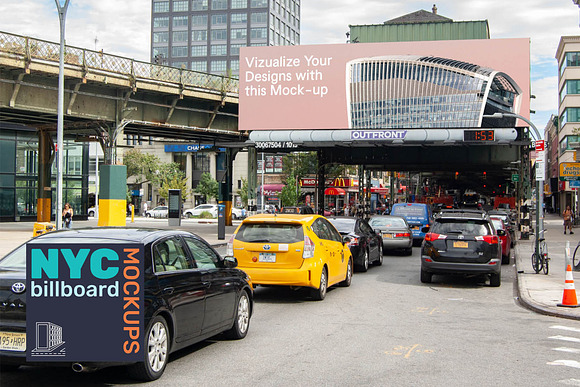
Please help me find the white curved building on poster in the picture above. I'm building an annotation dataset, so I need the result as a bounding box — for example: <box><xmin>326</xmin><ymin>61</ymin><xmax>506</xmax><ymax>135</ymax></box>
<box><xmin>346</xmin><ymin>56</ymin><xmax>522</xmax><ymax>129</ymax></box>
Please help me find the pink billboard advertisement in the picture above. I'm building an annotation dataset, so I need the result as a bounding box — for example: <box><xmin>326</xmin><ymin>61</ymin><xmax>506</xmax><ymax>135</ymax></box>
<box><xmin>239</xmin><ymin>39</ymin><xmax>530</xmax><ymax>131</ymax></box>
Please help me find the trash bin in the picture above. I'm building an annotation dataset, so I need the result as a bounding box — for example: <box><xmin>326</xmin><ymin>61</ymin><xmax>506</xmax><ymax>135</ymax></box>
<box><xmin>33</xmin><ymin>222</ymin><xmax>56</xmax><ymax>238</ymax></box>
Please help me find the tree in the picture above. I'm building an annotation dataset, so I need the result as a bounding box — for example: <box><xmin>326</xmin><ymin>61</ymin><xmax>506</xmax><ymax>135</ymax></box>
<box><xmin>237</xmin><ymin>177</ymin><xmax>249</xmax><ymax>208</ymax></box>
<box><xmin>278</xmin><ymin>171</ymin><xmax>299</xmax><ymax>207</ymax></box>
<box><xmin>123</xmin><ymin>149</ymin><xmax>161</xmax><ymax>184</ymax></box>
<box><xmin>195</xmin><ymin>172</ymin><xmax>219</xmax><ymax>202</ymax></box>
<box><xmin>156</xmin><ymin>162</ymin><xmax>189</xmax><ymax>201</ymax></box>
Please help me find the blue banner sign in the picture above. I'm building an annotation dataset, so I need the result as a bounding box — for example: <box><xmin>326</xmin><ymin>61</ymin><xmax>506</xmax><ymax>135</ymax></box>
<box><xmin>350</xmin><ymin>130</ymin><xmax>407</xmax><ymax>140</ymax></box>
<box><xmin>26</xmin><ymin>244</ymin><xmax>144</xmax><ymax>362</ymax></box>
<box><xmin>164</xmin><ymin>144</ymin><xmax>226</xmax><ymax>152</ymax></box>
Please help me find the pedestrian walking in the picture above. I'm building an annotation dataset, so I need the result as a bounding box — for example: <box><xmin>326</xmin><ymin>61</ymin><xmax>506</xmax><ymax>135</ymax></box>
<box><xmin>62</xmin><ymin>203</ymin><xmax>73</xmax><ymax>229</ymax></box>
<box><xmin>563</xmin><ymin>205</ymin><xmax>574</xmax><ymax>234</ymax></box>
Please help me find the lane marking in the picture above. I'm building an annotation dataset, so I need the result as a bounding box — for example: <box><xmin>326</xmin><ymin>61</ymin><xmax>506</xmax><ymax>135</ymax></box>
<box><xmin>548</xmin><ymin>360</ymin><xmax>580</xmax><ymax>369</ymax></box>
<box><xmin>558</xmin><ymin>378</ymin><xmax>580</xmax><ymax>386</ymax></box>
<box><xmin>551</xmin><ymin>325</ymin><xmax>580</xmax><ymax>333</ymax></box>
<box><xmin>549</xmin><ymin>335</ymin><xmax>580</xmax><ymax>343</ymax></box>
<box><xmin>553</xmin><ymin>347</ymin><xmax>580</xmax><ymax>354</ymax></box>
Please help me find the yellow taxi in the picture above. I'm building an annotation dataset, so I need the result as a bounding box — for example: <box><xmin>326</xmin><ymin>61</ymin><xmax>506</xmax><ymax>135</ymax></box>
<box><xmin>227</xmin><ymin>214</ymin><xmax>353</xmax><ymax>300</ymax></box>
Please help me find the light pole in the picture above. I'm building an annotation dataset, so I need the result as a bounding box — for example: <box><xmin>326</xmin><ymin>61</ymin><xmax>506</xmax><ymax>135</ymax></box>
<box><xmin>483</xmin><ymin>112</ymin><xmax>543</xmax><ymax>261</ymax></box>
<box><xmin>55</xmin><ymin>0</ymin><xmax>70</xmax><ymax>230</ymax></box>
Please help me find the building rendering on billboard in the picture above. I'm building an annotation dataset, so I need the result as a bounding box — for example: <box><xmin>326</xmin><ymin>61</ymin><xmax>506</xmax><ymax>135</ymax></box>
<box><xmin>239</xmin><ymin>38</ymin><xmax>530</xmax><ymax>135</ymax></box>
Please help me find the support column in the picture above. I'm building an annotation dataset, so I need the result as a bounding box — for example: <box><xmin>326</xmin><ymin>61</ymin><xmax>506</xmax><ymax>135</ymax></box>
<box><xmin>317</xmin><ymin>151</ymin><xmax>326</xmax><ymax>215</ymax></box>
<box><xmin>219</xmin><ymin>148</ymin><xmax>235</xmax><ymax>226</ymax></box>
<box><xmin>98</xmin><ymin>164</ymin><xmax>127</xmax><ymax>226</ymax></box>
<box><xmin>247</xmin><ymin>147</ymin><xmax>257</xmax><ymax>214</ymax></box>
<box><xmin>37</xmin><ymin>128</ymin><xmax>54</xmax><ymax>222</ymax></box>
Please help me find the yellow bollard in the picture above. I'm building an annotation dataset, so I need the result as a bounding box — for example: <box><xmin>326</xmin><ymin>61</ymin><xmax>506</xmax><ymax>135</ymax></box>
<box><xmin>131</xmin><ymin>204</ymin><xmax>135</xmax><ymax>223</ymax></box>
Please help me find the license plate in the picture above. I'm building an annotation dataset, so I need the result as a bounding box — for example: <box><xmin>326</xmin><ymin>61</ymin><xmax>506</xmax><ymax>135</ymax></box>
<box><xmin>383</xmin><ymin>233</ymin><xmax>393</xmax><ymax>239</ymax></box>
<box><xmin>259</xmin><ymin>253</ymin><xmax>276</xmax><ymax>263</ymax></box>
<box><xmin>0</xmin><ymin>331</ymin><xmax>26</xmax><ymax>352</ymax></box>
<box><xmin>453</xmin><ymin>241</ymin><xmax>469</xmax><ymax>248</ymax></box>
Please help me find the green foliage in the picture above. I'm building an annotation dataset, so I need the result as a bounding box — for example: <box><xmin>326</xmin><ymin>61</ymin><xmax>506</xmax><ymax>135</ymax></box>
<box><xmin>282</xmin><ymin>152</ymin><xmax>358</xmax><ymax>182</ymax></box>
<box><xmin>278</xmin><ymin>171</ymin><xmax>299</xmax><ymax>207</ymax></box>
<box><xmin>123</xmin><ymin>149</ymin><xmax>161</xmax><ymax>184</ymax></box>
<box><xmin>195</xmin><ymin>172</ymin><xmax>219</xmax><ymax>202</ymax></box>
<box><xmin>154</xmin><ymin>162</ymin><xmax>189</xmax><ymax>201</ymax></box>
<box><xmin>237</xmin><ymin>177</ymin><xmax>249</xmax><ymax>208</ymax></box>
<box><xmin>199</xmin><ymin>211</ymin><xmax>214</xmax><ymax>219</ymax></box>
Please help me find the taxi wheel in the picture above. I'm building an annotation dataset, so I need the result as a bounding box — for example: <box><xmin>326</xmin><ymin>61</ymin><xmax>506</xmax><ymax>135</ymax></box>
<box><xmin>339</xmin><ymin>258</ymin><xmax>353</xmax><ymax>287</ymax></box>
<box><xmin>128</xmin><ymin>315</ymin><xmax>169</xmax><ymax>381</ymax></box>
<box><xmin>225</xmin><ymin>290</ymin><xmax>251</xmax><ymax>339</ymax></box>
<box><xmin>310</xmin><ymin>267</ymin><xmax>328</xmax><ymax>301</ymax></box>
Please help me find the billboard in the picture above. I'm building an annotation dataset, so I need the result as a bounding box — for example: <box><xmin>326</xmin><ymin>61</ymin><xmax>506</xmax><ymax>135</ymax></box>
<box><xmin>240</xmin><ymin>38</ymin><xmax>530</xmax><ymax>131</ymax></box>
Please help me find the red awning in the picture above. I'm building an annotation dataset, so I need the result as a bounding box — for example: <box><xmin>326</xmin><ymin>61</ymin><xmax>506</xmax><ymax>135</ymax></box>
<box><xmin>325</xmin><ymin>187</ymin><xmax>346</xmax><ymax>196</ymax></box>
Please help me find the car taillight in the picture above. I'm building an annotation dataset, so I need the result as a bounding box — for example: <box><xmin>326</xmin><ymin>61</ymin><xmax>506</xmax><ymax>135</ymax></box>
<box><xmin>395</xmin><ymin>232</ymin><xmax>411</xmax><ymax>238</ymax></box>
<box><xmin>424</xmin><ymin>233</ymin><xmax>446</xmax><ymax>242</ymax></box>
<box><xmin>347</xmin><ymin>236</ymin><xmax>360</xmax><ymax>247</ymax></box>
<box><xmin>303</xmin><ymin>235</ymin><xmax>315</xmax><ymax>259</ymax></box>
<box><xmin>475</xmin><ymin>235</ymin><xmax>499</xmax><ymax>244</ymax></box>
<box><xmin>226</xmin><ymin>233</ymin><xmax>236</xmax><ymax>256</ymax></box>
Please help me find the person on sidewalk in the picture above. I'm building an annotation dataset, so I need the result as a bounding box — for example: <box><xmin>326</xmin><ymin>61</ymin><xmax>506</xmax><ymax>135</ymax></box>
<box><xmin>563</xmin><ymin>205</ymin><xmax>574</xmax><ymax>234</ymax></box>
<box><xmin>62</xmin><ymin>203</ymin><xmax>73</xmax><ymax>229</ymax></box>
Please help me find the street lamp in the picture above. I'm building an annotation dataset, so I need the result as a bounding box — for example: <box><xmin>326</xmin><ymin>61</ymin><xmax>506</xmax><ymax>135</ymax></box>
<box><xmin>483</xmin><ymin>112</ymin><xmax>543</xmax><ymax>261</ymax></box>
<box><xmin>55</xmin><ymin>0</ymin><xmax>70</xmax><ymax>230</ymax></box>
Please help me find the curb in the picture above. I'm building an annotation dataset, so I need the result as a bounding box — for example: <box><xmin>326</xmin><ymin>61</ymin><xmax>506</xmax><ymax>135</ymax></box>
<box><xmin>514</xmin><ymin>242</ymin><xmax>580</xmax><ymax>321</ymax></box>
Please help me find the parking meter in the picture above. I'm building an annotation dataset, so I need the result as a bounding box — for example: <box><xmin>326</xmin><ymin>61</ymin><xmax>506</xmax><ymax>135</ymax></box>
<box><xmin>218</xmin><ymin>204</ymin><xmax>225</xmax><ymax>240</ymax></box>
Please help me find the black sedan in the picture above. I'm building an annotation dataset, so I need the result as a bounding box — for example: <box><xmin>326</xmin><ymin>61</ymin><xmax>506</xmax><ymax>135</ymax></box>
<box><xmin>0</xmin><ymin>228</ymin><xmax>253</xmax><ymax>381</ymax></box>
<box><xmin>327</xmin><ymin>217</ymin><xmax>382</xmax><ymax>272</ymax></box>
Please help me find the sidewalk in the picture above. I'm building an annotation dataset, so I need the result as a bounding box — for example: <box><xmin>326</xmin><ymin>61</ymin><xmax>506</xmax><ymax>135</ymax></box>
<box><xmin>515</xmin><ymin>212</ymin><xmax>580</xmax><ymax>320</ymax></box>
<box><xmin>1</xmin><ymin>214</ymin><xmax>580</xmax><ymax>320</ymax></box>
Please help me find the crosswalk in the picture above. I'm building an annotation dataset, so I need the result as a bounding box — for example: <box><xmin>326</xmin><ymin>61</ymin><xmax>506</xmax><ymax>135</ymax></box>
<box><xmin>548</xmin><ymin>325</ymin><xmax>580</xmax><ymax>385</ymax></box>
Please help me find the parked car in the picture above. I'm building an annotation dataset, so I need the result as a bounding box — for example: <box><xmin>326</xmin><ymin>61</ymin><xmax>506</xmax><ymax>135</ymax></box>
<box><xmin>0</xmin><ymin>228</ymin><xmax>253</xmax><ymax>381</ymax></box>
<box><xmin>87</xmin><ymin>206</ymin><xmax>97</xmax><ymax>217</ymax></box>
<box><xmin>490</xmin><ymin>217</ymin><xmax>512</xmax><ymax>265</ymax></box>
<box><xmin>327</xmin><ymin>216</ymin><xmax>383</xmax><ymax>271</ymax></box>
<box><xmin>182</xmin><ymin>204</ymin><xmax>216</xmax><ymax>218</ymax></box>
<box><xmin>487</xmin><ymin>210</ymin><xmax>516</xmax><ymax>246</ymax></box>
<box><xmin>280</xmin><ymin>206</ymin><xmax>315</xmax><ymax>214</ymax></box>
<box><xmin>368</xmin><ymin>215</ymin><xmax>413</xmax><ymax>255</ymax></box>
<box><xmin>420</xmin><ymin>209</ymin><xmax>502</xmax><ymax>286</ymax></box>
<box><xmin>228</xmin><ymin>214</ymin><xmax>353</xmax><ymax>300</ymax></box>
<box><xmin>145</xmin><ymin>206</ymin><xmax>168</xmax><ymax>218</ymax></box>
<box><xmin>390</xmin><ymin>203</ymin><xmax>433</xmax><ymax>244</ymax></box>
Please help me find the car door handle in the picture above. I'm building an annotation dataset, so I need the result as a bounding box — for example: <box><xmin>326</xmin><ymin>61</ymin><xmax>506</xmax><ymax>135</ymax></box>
<box><xmin>203</xmin><ymin>281</ymin><xmax>211</xmax><ymax>288</ymax></box>
<box><xmin>163</xmin><ymin>287</ymin><xmax>174</xmax><ymax>295</ymax></box>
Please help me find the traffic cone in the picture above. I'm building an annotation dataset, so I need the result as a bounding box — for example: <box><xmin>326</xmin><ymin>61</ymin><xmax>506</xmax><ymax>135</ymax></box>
<box><xmin>558</xmin><ymin>264</ymin><xmax>580</xmax><ymax>308</ymax></box>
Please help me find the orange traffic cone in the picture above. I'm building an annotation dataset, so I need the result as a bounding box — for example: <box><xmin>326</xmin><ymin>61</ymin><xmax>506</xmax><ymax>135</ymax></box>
<box><xmin>558</xmin><ymin>264</ymin><xmax>579</xmax><ymax>308</ymax></box>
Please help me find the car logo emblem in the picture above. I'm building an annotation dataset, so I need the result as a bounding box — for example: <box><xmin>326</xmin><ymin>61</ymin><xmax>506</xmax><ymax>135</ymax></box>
<box><xmin>12</xmin><ymin>282</ymin><xmax>25</xmax><ymax>294</ymax></box>
<box><xmin>263</xmin><ymin>245</ymin><xmax>271</xmax><ymax>250</ymax></box>
<box><xmin>458</xmin><ymin>235</ymin><xmax>464</xmax><ymax>239</ymax></box>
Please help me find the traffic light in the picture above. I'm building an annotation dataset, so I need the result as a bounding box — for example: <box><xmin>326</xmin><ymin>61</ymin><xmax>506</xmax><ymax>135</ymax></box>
<box><xmin>455</xmin><ymin>171</ymin><xmax>459</xmax><ymax>180</ymax></box>
<box><xmin>483</xmin><ymin>171</ymin><xmax>486</xmax><ymax>180</ymax></box>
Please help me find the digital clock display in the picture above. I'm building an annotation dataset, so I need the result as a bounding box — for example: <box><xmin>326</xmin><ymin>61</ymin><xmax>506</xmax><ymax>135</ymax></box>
<box><xmin>464</xmin><ymin>130</ymin><xmax>495</xmax><ymax>142</ymax></box>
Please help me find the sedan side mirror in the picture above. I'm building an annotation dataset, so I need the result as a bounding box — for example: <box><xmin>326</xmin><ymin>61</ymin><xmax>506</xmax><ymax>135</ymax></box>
<box><xmin>223</xmin><ymin>256</ymin><xmax>238</xmax><ymax>268</ymax></box>
<box><xmin>496</xmin><ymin>229</ymin><xmax>506</xmax><ymax>236</ymax></box>
<box><xmin>342</xmin><ymin>236</ymin><xmax>351</xmax><ymax>245</ymax></box>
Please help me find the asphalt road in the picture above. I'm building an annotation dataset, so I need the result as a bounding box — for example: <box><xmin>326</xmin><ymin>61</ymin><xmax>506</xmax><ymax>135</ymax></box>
<box><xmin>2</xmin><ymin>245</ymin><xmax>580</xmax><ymax>386</ymax></box>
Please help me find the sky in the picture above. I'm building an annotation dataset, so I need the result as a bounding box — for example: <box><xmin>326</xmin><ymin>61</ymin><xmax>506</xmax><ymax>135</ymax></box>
<box><xmin>0</xmin><ymin>0</ymin><xmax>579</xmax><ymax>134</ymax></box>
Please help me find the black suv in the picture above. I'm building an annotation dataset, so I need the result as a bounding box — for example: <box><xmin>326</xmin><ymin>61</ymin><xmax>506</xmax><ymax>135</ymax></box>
<box><xmin>420</xmin><ymin>209</ymin><xmax>503</xmax><ymax>286</ymax></box>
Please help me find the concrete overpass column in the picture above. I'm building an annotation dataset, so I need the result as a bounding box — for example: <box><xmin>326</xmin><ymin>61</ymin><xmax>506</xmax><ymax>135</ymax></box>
<box><xmin>218</xmin><ymin>148</ymin><xmax>234</xmax><ymax>226</ymax></box>
<box><xmin>98</xmin><ymin>164</ymin><xmax>127</xmax><ymax>226</ymax></box>
<box><xmin>37</xmin><ymin>128</ymin><xmax>54</xmax><ymax>222</ymax></box>
<box><xmin>247</xmin><ymin>147</ymin><xmax>257</xmax><ymax>214</ymax></box>
<box><xmin>317</xmin><ymin>151</ymin><xmax>326</xmax><ymax>216</ymax></box>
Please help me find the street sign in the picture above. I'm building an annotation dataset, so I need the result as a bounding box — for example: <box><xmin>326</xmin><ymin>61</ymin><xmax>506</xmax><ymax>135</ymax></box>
<box><xmin>559</xmin><ymin>162</ymin><xmax>580</xmax><ymax>181</ymax></box>
<box><xmin>535</xmin><ymin>140</ymin><xmax>545</xmax><ymax>181</ymax></box>
<box><xmin>511</xmin><ymin>174</ymin><xmax>520</xmax><ymax>182</ymax></box>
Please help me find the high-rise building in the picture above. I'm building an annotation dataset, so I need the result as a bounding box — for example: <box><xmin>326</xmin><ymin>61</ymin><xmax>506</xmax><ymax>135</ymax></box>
<box><xmin>151</xmin><ymin>0</ymin><xmax>301</xmax><ymax>77</ymax></box>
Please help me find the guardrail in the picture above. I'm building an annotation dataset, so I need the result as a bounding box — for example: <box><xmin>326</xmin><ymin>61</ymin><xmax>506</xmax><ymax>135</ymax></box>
<box><xmin>0</xmin><ymin>31</ymin><xmax>239</xmax><ymax>96</ymax></box>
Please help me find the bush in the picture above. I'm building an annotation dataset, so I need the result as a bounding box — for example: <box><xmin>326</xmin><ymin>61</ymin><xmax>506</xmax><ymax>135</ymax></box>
<box><xmin>199</xmin><ymin>211</ymin><xmax>214</xmax><ymax>219</ymax></box>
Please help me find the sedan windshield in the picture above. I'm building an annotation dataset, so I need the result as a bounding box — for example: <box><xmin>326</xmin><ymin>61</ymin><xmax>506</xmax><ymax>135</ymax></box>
<box><xmin>328</xmin><ymin>219</ymin><xmax>355</xmax><ymax>233</ymax></box>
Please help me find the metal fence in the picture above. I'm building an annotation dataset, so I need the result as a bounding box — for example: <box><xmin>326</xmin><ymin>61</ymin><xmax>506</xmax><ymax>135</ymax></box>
<box><xmin>0</xmin><ymin>31</ymin><xmax>239</xmax><ymax>95</ymax></box>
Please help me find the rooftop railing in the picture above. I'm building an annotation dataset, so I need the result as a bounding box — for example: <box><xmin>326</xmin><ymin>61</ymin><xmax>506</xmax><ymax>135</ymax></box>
<box><xmin>0</xmin><ymin>31</ymin><xmax>239</xmax><ymax>96</ymax></box>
